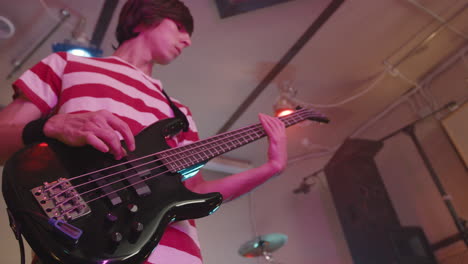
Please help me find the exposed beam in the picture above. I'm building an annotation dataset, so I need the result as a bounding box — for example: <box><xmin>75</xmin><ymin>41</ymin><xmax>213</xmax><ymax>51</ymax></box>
<box><xmin>91</xmin><ymin>0</ymin><xmax>119</xmax><ymax>48</ymax></box>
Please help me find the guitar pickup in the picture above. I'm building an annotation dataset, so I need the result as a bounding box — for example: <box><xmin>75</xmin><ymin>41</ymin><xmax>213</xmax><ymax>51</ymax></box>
<box><xmin>124</xmin><ymin>157</ymin><xmax>152</xmax><ymax>197</ymax></box>
<box><xmin>90</xmin><ymin>173</ymin><xmax>122</xmax><ymax>206</ymax></box>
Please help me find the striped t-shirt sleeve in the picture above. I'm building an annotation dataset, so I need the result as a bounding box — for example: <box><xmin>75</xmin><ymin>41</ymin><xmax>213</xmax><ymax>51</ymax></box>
<box><xmin>12</xmin><ymin>52</ymin><xmax>67</xmax><ymax>115</ymax></box>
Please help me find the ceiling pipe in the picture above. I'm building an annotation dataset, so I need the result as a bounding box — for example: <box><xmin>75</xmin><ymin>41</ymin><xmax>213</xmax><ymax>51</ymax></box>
<box><xmin>285</xmin><ymin>2</ymin><xmax>468</xmax><ymax>167</ymax></box>
<box><xmin>389</xmin><ymin>1</ymin><xmax>468</xmax><ymax>68</ymax></box>
<box><xmin>405</xmin><ymin>0</ymin><xmax>468</xmax><ymax>40</ymax></box>
<box><xmin>289</xmin><ymin>2</ymin><xmax>468</xmax><ymax>111</ymax></box>
<box><xmin>217</xmin><ymin>0</ymin><xmax>468</xmax><ymax>135</ymax></box>
<box><xmin>350</xmin><ymin>42</ymin><xmax>468</xmax><ymax>139</ymax></box>
<box><xmin>290</xmin><ymin>41</ymin><xmax>468</xmax><ymax>164</ymax></box>
<box><xmin>6</xmin><ymin>9</ymin><xmax>71</xmax><ymax>80</ymax></box>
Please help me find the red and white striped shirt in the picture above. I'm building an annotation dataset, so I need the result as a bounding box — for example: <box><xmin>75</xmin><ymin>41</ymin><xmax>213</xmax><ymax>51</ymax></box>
<box><xmin>14</xmin><ymin>52</ymin><xmax>203</xmax><ymax>264</ymax></box>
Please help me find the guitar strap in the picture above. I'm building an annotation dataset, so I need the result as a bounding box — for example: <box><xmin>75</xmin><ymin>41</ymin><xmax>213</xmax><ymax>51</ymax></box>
<box><xmin>160</xmin><ymin>89</ymin><xmax>189</xmax><ymax>132</ymax></box>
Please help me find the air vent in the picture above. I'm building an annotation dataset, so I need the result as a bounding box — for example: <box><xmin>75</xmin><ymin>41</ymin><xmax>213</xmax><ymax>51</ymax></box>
<box><xmin>0</xmin><ymin>16</ymin><xmax>15</xmax><ymax>39</ymax></box>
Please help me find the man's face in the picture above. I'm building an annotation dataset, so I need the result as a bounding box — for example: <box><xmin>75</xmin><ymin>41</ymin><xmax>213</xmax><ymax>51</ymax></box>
<box><xmin>140</xmin><ymin>18</ymin><xmax>192</xmax><ymax>65</ymax></box>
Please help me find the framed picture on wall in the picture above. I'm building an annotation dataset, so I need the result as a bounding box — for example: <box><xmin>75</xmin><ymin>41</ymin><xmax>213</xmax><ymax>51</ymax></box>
<box><xmin>442</xmin><ymin>102</ymin><xmax>468</xmax><ymax>167</ymax></box>
<box><xmin>215</xmin><ymin>0</ymin><xmax>295</xmax><ymax>18</ymax></box>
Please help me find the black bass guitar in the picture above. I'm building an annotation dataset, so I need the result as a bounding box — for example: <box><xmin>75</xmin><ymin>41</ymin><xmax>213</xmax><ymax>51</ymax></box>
<box><xmin>2</xmin><ymin>108</ymin><xmax>328</xmax><ymax>264</ymax></box>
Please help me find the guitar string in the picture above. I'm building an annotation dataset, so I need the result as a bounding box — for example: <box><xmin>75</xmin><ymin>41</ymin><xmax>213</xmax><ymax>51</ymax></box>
<box><xmin>49</xmin><ymin>121</ymin><xmax>266</xmax><ymax>202</ymax></box>
<box><xmin>46</xmin><ymin>110</ymin><xmax>313</xmax><ymax>212</ymax></box>
<box><xmin>51</xmin><ymin>112</ymin><xmax>319</xmax><ymax>217</ymax></box>
<box><xmin>47</xmin><ymin>111</ymin><xmax>315</xmax><ymax>213</ymax></box>
<box><xmin>57</xmin><ymin>125</ymin><xmax>271</xmax><ymax>214</ymax></box>
<box><xmin>45</xmin><ymin>111</ymin><xmax>318</xmax><ymax>214</ymax></box>
<box><xmin>61</xmin><ymin>115</ymin><xmax>308</xmax><ymax>215</ymax></box>
<box><xmin>49</xmin><ymin>111</ymin><xmax>307</xmax><ymax>208</ymax></box>
<box><xmin>46</xmin><ymin>108</ymin><xmax>314</xmax><ymax>196</ymax></box>
<box><xmin>51</xmin><ymin>120</ymin><xmax>284</xmax><ymax>216</ymax></box>
<box><xmin>50</xmin><ymin>122</ymin><xmax>267</xmax><ymax>207</ymax></box>
<box><xmin>46</xmin><ymin>116</ymin><xmax>284</xmax><ymax>196</ymax></box>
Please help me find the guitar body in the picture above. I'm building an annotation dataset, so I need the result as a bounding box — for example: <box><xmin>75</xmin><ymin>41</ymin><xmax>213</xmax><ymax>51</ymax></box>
<box><xmin>2</xmin><ymin>118</ymin><xmax>223</xmax><ymax>264</ymax></box>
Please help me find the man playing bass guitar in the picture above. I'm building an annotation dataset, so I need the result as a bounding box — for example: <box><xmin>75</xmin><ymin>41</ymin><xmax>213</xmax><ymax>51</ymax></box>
<box><xmin>0</xmin><ymin>0</ymin><xmax>287</xmax><ymax>263</ymax></box>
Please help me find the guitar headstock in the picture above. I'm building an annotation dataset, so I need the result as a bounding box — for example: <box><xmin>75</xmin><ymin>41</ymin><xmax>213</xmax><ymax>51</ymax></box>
<box><xmin>296</xmin><ymin>107</ymin><xmax>330</xmax><ymax>124</ymax></box>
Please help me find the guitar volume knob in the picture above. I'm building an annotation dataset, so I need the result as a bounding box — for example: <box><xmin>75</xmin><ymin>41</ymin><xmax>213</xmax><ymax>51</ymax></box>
<box><xmin>132</xmin><ymin>222</ymin><xmax>144</xmax><ymax>233</ymax></box>
<box><xmin>128</xmin><ymin>221</ymin><xmax>144</xmax><ymax>243</ymax></box>
<box><xmin>127</xmin><ymin>204</ymin><xmax>138</xmax><ymax>214</ymax></box>
<box><xmin>111</xmin><ymin>232</ymin><xmax>123</xmax><ymax>243</ymax></box>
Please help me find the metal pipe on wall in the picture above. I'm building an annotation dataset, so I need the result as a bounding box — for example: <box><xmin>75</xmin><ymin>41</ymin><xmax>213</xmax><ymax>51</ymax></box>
<box><xmin>388</xmin><ymin>1</ymin><xmax>468</xmax><ymax>68</ymax></box>
<box><xmin>405</xmin><ymin>0</ymin><xmax>468</xmax><ymax>40</ymax></box>
<box><xmin>6</xmin><ymin>10</ymin><xmax>70</xmax><ymax>80</ymax></box>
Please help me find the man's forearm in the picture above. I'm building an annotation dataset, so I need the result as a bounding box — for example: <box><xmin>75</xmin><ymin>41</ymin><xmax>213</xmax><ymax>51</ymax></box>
<box><xmin>0</xmin><ymin>97</ymin><xmax>44</xmax><ymax>164</ymax></box>
<box><xmin>190</xmin><ymin>161</ymin><xmax>282</xmax><ymax>202</ymax></box>
<box><xmin>0</xmin><ymin>123</ymin><xmax>26</xmax><ymax>165</ymax></box>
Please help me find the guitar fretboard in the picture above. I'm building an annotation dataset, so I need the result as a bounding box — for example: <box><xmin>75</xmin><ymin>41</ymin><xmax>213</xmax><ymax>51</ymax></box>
<box><xmin>157</xmin><ymin>108</ymin><xmax>329</xmax><ymax>173</ymax></box>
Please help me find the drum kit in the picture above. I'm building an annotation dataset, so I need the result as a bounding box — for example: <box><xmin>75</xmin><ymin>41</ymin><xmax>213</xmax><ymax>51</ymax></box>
<box><xmin>238</xmin><ymin>233</ymin><xmax>288</xmax><ymax>263</ymax></box>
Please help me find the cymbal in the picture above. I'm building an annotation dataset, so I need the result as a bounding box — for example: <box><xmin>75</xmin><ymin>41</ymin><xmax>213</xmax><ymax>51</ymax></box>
<box><xmin>238</xmin><ymin>233</ymin><xmax>288</xmax><ymax>257</ymax></box>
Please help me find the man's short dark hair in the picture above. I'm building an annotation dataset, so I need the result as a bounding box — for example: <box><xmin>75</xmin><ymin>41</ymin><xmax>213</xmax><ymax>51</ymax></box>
<box><xmin>116</xmin><ymin>0</ymin><xmax>194</xmax><ymax>47</ymax></box>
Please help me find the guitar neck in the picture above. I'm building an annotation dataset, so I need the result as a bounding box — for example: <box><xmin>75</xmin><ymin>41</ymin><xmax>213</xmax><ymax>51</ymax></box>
<box><xmin>157</xmin><ymin>108</ymin><xmax>329</xmax><ymax>173</ymax></box>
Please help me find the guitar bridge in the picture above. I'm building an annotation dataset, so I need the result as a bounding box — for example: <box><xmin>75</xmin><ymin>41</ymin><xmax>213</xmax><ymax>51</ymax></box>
<box><xmin>31</xmin><ymin>178</ymin><xmax>91</xmax><ymax>222</ymax></box>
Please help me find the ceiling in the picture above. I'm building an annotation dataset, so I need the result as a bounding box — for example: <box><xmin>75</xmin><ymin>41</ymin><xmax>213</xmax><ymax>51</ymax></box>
<box><xmin>1</xmin><ymin>0</ymin><xmax>468</xmax><ymax>171</ymax></box>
